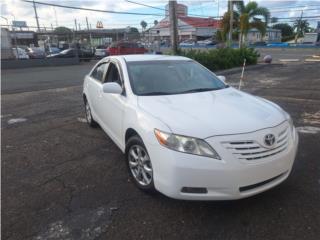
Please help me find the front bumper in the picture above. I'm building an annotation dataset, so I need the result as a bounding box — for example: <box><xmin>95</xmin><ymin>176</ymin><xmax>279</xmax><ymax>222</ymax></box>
<box><xmin>147</xmin><ymin>126</ymin><xmax>299</xmax><ymax>200</ymax></box>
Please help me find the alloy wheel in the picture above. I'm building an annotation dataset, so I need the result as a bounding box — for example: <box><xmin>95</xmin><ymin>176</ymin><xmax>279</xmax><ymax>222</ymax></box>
<box><xmin>128</xmin><ymin>145</ymin><xmax>153</xmax><ymax>186</ymax></box>
<box><xmin>85</xmin><ymin>102</ymin><xmax>92</xmax><ymax>123</ymax></box>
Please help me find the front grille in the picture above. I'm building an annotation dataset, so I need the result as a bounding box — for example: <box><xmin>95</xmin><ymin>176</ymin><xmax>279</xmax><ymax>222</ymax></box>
<box><xmin>222</xmin><ymin>127</ymin><xmax>289</xmax><ymax>161</ymax></box>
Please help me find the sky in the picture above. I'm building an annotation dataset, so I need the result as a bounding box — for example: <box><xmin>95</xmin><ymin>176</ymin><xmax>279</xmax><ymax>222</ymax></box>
<box><xmin>1</xmin><ymin>0</ymin><xmax>320</xmax><ymax>31</ymax></box>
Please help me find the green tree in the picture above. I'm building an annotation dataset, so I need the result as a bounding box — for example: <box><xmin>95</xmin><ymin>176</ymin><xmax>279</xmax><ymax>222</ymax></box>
<box><xmin>127</xmin><ymin>27</ymin><xmax>140</xmax><ymax>40</ymax></box>
<box><xmin>53</xmin><ymin>26</ymin><xmax>72</xmax><ymax>35</ymax></box>
<box><xmin>154</xmin><ymin>20</ymin><xmax>158</xmax><ymax>26</ymax></box>
<box><xmin>140</xmin><ymin>20</ymin><xmax>147</xmax><ymax>38</ymax></box>
<box><xmin>221</xmin><ymin>10</ymin><xmax>239</xmax><ymax>42</ymax></box>
<box><xmin>270</xmin><ymin>17</ymin><xmax>278</xmax><ymax>24</ymax></box>
<box><xmin>234</xmin><ymin>1</ymin><xmax>270</xmax><ymax>47</ymax></box>
<box><xmin>272</xmin><ymin>23</ymin><xmax>294</xmax><ymax>41</ymax></box>
<box><xmin>293</xmin><ymin>19</ymin><xmax>310</xmax><ymax>43</ymax></box>
<box><xmin>53</xmin><ymin>26</ymin><xmax>72</xmax><ymax>41</ymax></box>
<box><xmin>293</xmin><ymin>19</ymin><xmax>310</xmax><ymax>36</ymax></box>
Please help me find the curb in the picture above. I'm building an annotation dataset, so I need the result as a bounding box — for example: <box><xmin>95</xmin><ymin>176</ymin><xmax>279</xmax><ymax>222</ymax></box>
<box><xmin>216</xmin><ymin>63</ymin><xmax>282</xmax><ymax>75</ymax></box>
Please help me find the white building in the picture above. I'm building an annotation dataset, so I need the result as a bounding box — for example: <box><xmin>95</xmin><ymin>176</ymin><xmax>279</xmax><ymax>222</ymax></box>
<box><xmin>149</xmin><ymin>3</ymin><xmax>221</xmax><ymax>41</ymax></box>
<box><xmin>247</xmin><ymin>28</ymin><xmax>282</xmax><ymax>43</ymax></box>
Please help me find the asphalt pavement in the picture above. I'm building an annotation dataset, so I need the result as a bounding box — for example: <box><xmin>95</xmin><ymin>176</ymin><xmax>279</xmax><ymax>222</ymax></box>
<box><xmin>2</xmin><ymin>60</ymin><xmax>320</xmax><ymax>240</ymax></box>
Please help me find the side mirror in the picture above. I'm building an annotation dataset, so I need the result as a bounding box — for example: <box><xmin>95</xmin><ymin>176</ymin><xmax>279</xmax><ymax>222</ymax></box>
<box><xmin>102</xmin><ymin>82</ymin><xmax>122</xmax><ymax>94</ymax></box>
<box><xmin>217</xmin><ymin>75</ymin><xmax>226</xmax><ymax>83</ymax></box>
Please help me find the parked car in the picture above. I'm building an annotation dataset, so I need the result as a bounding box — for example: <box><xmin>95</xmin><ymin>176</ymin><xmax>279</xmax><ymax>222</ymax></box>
<box><xmin>94</xmin><ymin>45</ymin><xmax>108</xmax><ymax>59</ymax></box>
<box><xmin>26</xmin><ymin>47</ymin><xmax>46</xmax><ymax>59</ymax></box>
<box><xmin>46</xmin><ymin>48</ymin><xmax>93</xmax><ymax>61</ymax></box>
<box><xmin>197</xmin><ymin>39</ymin><xmax>217</xmax><ymax>46</ymax></box>
<box><xmin>179</xmin><ymin>39</ymin><xmax>196</xmax><ymax>47</ymax></box>
<box><xmin>250</xmin><ymin>41</ymin><xmax>267</xmax><ymax>47</ymax></box>
<box><xmin>48</xmin><ymin>47</ymin><xmax>61</xmax><ymax>55</ymax></box>
<box><xmin>83</xmin><ymin>55</ymin><xmax>299</xmax><ymax>200</ymax></box>
<box><xmin>12</xmin><ymin>47</ymin><xmax>29</xmax><ymax>59</ymax></box>
<box><xmin>107</xmin><ymin>42</ymin><xmax>147</xmax><ymax>55</ymax></box>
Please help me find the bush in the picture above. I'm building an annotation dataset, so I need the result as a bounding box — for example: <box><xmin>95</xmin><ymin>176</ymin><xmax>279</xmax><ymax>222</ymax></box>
<box><xmin>175</xmin><ymin>47</ymin><xmax>259</xmax><ymax>71</ymax></box>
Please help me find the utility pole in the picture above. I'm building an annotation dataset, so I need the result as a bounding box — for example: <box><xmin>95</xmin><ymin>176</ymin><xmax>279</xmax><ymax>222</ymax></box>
<box><xmin>295</xmin><ymin>10</ymin><xmax>303</xmax><ymax>44</ymax></box>
<box><xmin>74</xmin><ymin>19</ymin><xmax>78</xmax><ymax>31</ymax></box>
<box><xmin>86</xmin><ymin>17</ymin><xmax>90</xmax><ymax>31</ymax></box>
<box><xmin>228</xmin><ymin>0</ymin><xmax>233</xmax><ymax>47</ymax></box>
<box><xmin>32</xmin><ymin>0</ymin><xmax>40</xmax><ymax>31</ymax></box>
<box><xmin>86</xmin><ymin>17</ymin><xmax>92</xmax><ymax>46</ymax></box>
<box><xmin>54</xmin><ymin>7</ymin><xmax>58</xmax><ymax>27</ymax></box>
<box><xmin>169</xmin><ymin>0</ymin><xmax>178</xmax><ymax>54</ymax></box>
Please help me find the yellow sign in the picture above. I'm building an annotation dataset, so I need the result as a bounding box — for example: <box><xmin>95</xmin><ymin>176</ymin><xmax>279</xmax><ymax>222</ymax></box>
<box><xmin>96</xmin><ymin>21</ymin><xmax>103</xmax><ymax>29</ymax></box>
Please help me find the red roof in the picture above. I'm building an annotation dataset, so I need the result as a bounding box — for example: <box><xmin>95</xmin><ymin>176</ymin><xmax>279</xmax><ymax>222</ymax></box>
<box><xmin>179</xmin><ymin>16</ymin><xmax>221</xmax><ymax>28</ymax></box>
<box><xmin>157</xmin><ymin>16</ymin><xmax>221</xmax><ymax>29</ymax></box>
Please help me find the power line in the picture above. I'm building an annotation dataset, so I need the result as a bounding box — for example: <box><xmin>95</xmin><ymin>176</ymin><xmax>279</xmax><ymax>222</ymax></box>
<box><xmin>271</xmin><ymin>8</ymin><xmax>320</xmax><ymax>13</ymax></box>
<box><xmin>21</xmin><ymin>0</ymin><xmax>164</xmax><ymax>16</ymax></box>
<box><xmin>125</xmin><ymin>0</ymin><xmax>221</xmax><ymax>18</ymax></box>
<box><xmin>267</xmin><ymin>4</ymin><xmax>320</xmax><ymax>10</ymax></box>
<box><xmin>276</xmin><ymin>15</ymin><xmax>320</xmax><ymax>19</ymax></box>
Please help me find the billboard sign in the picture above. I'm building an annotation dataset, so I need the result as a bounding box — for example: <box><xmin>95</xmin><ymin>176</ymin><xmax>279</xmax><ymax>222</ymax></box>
<box><xmin>12</xmin><ymin>21</ymin><xmax>27</xmax><ymax>28</ymax></box>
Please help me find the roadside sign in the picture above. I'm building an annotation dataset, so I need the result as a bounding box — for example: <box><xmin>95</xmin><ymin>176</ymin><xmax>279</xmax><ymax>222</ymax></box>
<box><xmin>96</xmin><ymin>21</ymin><xmax>103</xmax><ymax>28</ymax></box>
<box><xmin>12</xmin><ymin>21</ymin><xmax>27</xmax><ymax>28</ymax></box>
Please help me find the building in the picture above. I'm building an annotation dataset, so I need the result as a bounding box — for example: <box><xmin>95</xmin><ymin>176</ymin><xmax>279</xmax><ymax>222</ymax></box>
<box><xmin>149</xmin><ymin>3</ymin><xmax>220</xmax><ymax>42</ymax></box>
<box><xmin>247</xmin><ymin>28</ymin><xmax>282</xmax><ymax>44</ymax></box>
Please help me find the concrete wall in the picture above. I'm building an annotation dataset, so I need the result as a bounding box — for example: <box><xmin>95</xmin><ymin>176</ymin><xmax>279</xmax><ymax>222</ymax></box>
<box><xmin>1</xmin><ymin>57</ymin><xmax>80</xmax><ymax>69</ymax></box>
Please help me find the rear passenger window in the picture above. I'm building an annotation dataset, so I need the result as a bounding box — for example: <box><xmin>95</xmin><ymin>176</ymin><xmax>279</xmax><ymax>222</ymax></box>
<box><xmin>91</xmin><ymin>62</ymin><xmax>108</xmax><ymax>82</ymax></box>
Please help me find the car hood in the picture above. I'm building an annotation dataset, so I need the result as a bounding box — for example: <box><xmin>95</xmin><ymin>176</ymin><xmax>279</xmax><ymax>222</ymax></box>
<box><xmin>137</xmin><ymin>88</ymin><xmax>286</xmax><ymax>139</ymax></box>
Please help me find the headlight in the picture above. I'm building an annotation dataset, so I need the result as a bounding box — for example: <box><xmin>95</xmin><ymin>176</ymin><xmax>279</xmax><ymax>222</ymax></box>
<box><xmin>154</xmin><ymin>129</ymin><xmax>221</xmax><ymax>159</ymax></box>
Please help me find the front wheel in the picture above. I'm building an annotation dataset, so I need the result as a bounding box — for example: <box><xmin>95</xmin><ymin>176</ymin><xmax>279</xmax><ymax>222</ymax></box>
<box><xmin>85</xmin><ymin>101</ymin><xmax>98</xmax><ymax>127</ymax></box>
<box><xmin>126</xmin><ymin>136</ymin><xmax>155</xmax><ymax>192</ymax></box>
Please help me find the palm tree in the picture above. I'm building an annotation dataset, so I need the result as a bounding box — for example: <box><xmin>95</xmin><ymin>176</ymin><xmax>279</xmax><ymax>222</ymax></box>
<box><xmin>140</xmin><ymin>20</ymin><xmax>147</xmax><ymax>33</ymax></box>
<box><xmin>221</xmin><ymin>10</ymin><xmax>239</xmax><ymax>42</ymax></box>
<box><xmin>234</xmin><ymin>1</ymin><xmax>270</xmax><ymax>47</ymax></box>
<box><xmin>293</xmin><ymin>19</ymin><xmax>310</xmax><ymax>41</ymax></box>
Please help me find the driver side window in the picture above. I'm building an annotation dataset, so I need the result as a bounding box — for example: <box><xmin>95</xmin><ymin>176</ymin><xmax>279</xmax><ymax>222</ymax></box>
<box><xmin>91</xmin><ymin>62</ymin><xmax>108</xmax><ymax>82</ymax></box>
<box><xmin>104</xmin><ymin>62</ymin><xmax>122</xmax><ymax>87</ymax></box>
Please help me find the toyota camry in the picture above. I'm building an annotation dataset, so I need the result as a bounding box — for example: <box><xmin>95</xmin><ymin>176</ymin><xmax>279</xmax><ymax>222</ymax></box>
<box><xmin>83</xmin><ymin>55</ymin><xmax>298</xmax><ymax>200</ymax></box>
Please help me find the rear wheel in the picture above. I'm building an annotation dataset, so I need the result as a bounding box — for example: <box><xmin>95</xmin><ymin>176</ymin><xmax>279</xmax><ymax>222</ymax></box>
<box><xmin>85</xmin><ymin>100</ymin><xmax>98</xmax><ymax>127</ymax></box>
<box><xmin>126</xmin><ymin>135</ymin><xmax>155</xmax><ymax>191</ymax></box>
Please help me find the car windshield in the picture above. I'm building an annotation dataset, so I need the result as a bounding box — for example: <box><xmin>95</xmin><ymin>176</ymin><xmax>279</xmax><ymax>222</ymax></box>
<box><xmin>60</xmin><ymin>49</ymin><xmax>72</xmax><ymax>54</ymax></box>
<box><xmin>127</xmin><ymin>60</ymin><xmax>227</xmax><ymax>96</ymax></box>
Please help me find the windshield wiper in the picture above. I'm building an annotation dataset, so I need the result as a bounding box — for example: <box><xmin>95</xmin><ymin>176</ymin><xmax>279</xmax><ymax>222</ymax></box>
<box><xmin>179</xmin><ymin>88</ymin><xmax>221</xmax><ymax>94</ymax></box>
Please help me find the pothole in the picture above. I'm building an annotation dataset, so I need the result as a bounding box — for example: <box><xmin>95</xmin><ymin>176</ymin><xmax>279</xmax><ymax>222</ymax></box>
<box><xmin>301</xmin><ymin>111</ymin><xmax>320</xmax><ymax>125</ymax></box>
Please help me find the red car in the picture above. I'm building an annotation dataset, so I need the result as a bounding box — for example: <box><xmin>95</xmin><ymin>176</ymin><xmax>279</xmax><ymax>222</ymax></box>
<box><xmin>107</xmin><ymin>42</ymin><xmax>147</xmax><ymax>55</ymax></box>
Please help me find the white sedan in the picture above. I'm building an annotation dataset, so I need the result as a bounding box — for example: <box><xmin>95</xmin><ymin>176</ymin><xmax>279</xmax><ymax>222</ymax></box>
<box><xmin>83</xmin><ymin>55</ymin><xmax>298</xmax><ymax>200</ymax></box>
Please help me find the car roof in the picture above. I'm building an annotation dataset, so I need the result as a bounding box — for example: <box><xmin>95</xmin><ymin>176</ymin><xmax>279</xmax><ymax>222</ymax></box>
<box><xmin>114</xmin><ymin>54</ymin><xmax>190</xmax><ymax>62</ymax></box>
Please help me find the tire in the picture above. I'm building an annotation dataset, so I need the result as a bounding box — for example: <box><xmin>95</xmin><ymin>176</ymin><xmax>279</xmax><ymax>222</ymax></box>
<box><xmin>84</xmin><ymin>100</ymin><xmax>98</xmax><ymax>128</ymax></box>
<box><xmin>126</xmin><ymin>135</ymin><xmax>155</xmax><ymax>192</ymax></box>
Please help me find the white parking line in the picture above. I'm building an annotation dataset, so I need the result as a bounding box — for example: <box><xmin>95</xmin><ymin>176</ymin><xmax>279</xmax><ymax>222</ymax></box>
<box><xmin>296</xmin><ymin>126</ymin><xmax>320</xmax><ymax>134</ymax></box>
<box><xmin>279</xmin><ymin>59</ymin><xmax>300</xmax><ymax>62</ymax></box>
<box><xmin>7</xmin><ymin>118</ymin><xmax>27</xmax><ymax>124</ymax></box>
<box><xmin>77</xmin><ymin>117</ymin><xmax>87</xmax><ymax>123</ymax></box>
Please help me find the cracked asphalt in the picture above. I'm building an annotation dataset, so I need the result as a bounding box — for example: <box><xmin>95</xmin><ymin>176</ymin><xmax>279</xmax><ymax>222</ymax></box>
<box><xmin>2</xmin><ymin>60</ymin><xmax>320</xmax><ymax>240</ymax></box>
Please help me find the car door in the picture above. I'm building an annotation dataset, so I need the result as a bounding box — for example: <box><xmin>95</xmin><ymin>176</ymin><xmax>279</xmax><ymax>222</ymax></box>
<box><xmin>98</xmin><ymin>61</ymin><xmax>126</xmax><ymax>146</ymax></box>
<box><xmin>86</xmin><ymin>61</ymin><xmax>109</xmax><ymax>122</ymax></box>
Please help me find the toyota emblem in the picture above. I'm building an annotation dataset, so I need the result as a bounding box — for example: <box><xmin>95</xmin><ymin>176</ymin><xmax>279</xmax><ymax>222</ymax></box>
<box><xmin>264</xmin><ymin>134</ymin><xmax>276</xmax><ymax>147</ymax></box>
